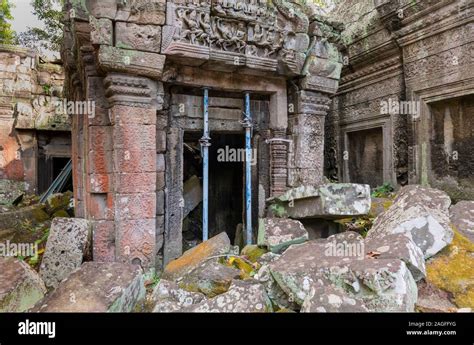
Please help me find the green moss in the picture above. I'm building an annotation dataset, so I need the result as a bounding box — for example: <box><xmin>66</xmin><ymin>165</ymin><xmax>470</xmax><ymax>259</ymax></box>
<box><xmin>241</xmin><ymin>245</ymin><xmax>267</xmax><ymax>263</ymax></box>
<box><xmin>269</xmin><ymin>204</ymin><xmax>287</xmax><ymax>218</ymax></box>
<box><xmin>31</xmin><ymin>207</ymin><xmax>50</xmax><ymax>223</ymax></box>
<box><xmin>426</xmin><ymin>230</ymin><xmax>474</xmax><ymax>308</ymax></box>
<box><xmin>52</xmin><ymin>210</ymin><xmax>69</xmax><ymax>218</ymax></box>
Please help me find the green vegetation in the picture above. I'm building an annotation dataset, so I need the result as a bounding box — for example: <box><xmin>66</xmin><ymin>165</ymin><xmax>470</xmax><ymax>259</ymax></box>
<box><xmin>17</xmin><ymin>0</ymin><xmax>64</xmax><ymax>53</ymax></box>
<box><xmin>371</xmin><ymin>182</ymin><xmax>395</xmax><ymax>198</ymax></box>
<box><xmin>0</xmin><ymin>0</ymin><xmax>15</xmax><ymax>44</ymax></box>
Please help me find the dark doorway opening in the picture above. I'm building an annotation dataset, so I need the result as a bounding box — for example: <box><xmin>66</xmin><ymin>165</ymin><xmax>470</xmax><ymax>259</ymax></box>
<box><xmin>182</xmin><ymin>132</ymin><xmax>244</xmax><ymax>249</ymax></box>
<box><xmin>38</xmin><ymin>156</ymin><xmax>72</xmax><ymax>194</ymax></box>
<box><xmin>347</xmin><ymin>127</ymin><xmax>384</xmax><ymax>188</ymax></box>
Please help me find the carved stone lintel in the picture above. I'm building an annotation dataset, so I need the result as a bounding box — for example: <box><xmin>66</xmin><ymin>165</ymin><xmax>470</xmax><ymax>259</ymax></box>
<box><xmin>98</xmin><ymin>46</ymin><xmax>166</xmax><ymax>80</ymax></box>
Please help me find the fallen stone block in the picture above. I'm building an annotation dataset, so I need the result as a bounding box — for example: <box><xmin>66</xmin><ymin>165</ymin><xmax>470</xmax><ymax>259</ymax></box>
<box><xmin>39</xmin><ymin>217</ymin><xmax>91</xmax><ymax>289</ymax></box>
<box><xmin>256</xmin><ymin>264</ymin><xmax>299</xmax><ymax>311</ymax></box>
<box><xmin>178</xmin><ymin>260</ymin><xmax>241</xmax><ymax>298</ymax></box>
<box><xmin>365</xmin><ymin>233</ymin><xmax>426</xmax><ymax>281</ymax></box>
<box><xmin>416</xmin><ymin>280</ymin><xmax>457</xmax><ymax>313</ymax></box>
<box><xmin>0</xmin><ymin>204</ymin><xmax>50</xmax><ymax>231</ymax></box>
<box><xmin>0</xmin><ymin>257</ymin><xmax>46</xmax><ymax>312</ymax></box>
<box><xmin>152</xmin><ymin>279</ymin><xmax>207</xmax><ymax>312</ymax></box>
<box><xmin>450</xmin><ymin>201</ymin><xmax>474</xmax><ymax>243</ymax></box>
<box><xmin>184</xmin><ymin>280</ymin><xmax>273</xmax><ymax>312</ymax></box>
<box><xmin>162</xmin><ymin>232</ymin><xmax>231</xmax><ymax>281</ymax></box>
<box><xmin>366</xmin><ymin>186</ymin><xmax>453</xmax><ymax>259</ymax></box>
<box><xmin>269</xmin><ymin>240</ymin><xmax>356</xmax><ymax>305</ymax></box>
<box><xmin>344</xmin><ymin>259</ymin><xmax>417</xmax><ymax>312</ymax></box>
<box><xmin>301</xmin><ymin>283</ymin><xmax>369</xmax><ymax>312</ymax></box>
<box><xmin>257</xmin><ymin>218</ymin><xmax>308</xmax><ymax>254</ymax></box>
<box><xmin>34</xmin><ymin>262</ymin><xmax>145</xmax><ymax>312</ymax></box>
<box><xmin>268</xmin><ymin>183</ymin><xmax>371</xmax><ymax>219</ymax></box>
<box><xmin>269</xmin><ymin>238</ymin><xmax>418</xmax><ymax>312</ymax></box>
<box><xmin>394</xmin><ymin>185</ymin><xmax>451</xmax><ymax>212</ymax></box>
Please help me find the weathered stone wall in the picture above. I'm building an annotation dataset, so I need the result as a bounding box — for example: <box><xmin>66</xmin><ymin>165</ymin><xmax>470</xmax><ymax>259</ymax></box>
<box><xmin>62</xmin><ymin>0</ymin><xmax>344</xmax><ymax>270</ymax></box>
<box><xmin>326</xmin><ymin>0</ymin><xmax>474</xmax><ymax>197</ymax></box>
<box><xmin>0</xmin><ymin>45</ymin><xmax>67</xmax><ymax>203</ymax></box>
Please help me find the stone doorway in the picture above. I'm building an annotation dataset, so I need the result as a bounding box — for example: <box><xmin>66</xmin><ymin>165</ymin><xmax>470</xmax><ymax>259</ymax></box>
<box><xmin>182</xmin><ymin>131</ymin><xmax>248</xmax><ymax>250</ymax></box>
<box><xmin>37</xmin><ymin>132</ymin><xmax>72</xmax><ymax>194</ymax></box>
<box><xmin>429</xmin><ymin>94</ymin><xmax>474</xmax><ymax>200</ymax></box>
<box><xmin>347</xmin><ymin>127</ymin><xmax>384</xmax><ymax>188</ymax></box>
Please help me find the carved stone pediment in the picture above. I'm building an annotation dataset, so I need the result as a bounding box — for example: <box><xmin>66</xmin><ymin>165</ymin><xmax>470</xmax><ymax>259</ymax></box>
<box><xmin>162</xmin><ymin>0</ymin><xmax>310</xmax><ymax>75</ymax></box>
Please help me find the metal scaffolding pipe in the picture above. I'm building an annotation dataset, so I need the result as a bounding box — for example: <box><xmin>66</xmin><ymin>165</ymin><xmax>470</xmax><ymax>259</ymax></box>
<box><xmin>200</xmin><ymin>88</ymin><xmax>210</xmax><ymax>241</ymax></box>
<box><xmin>243</xmin><ymin>92</ymin><xmax>252</xmax><ymax>245</ymax></box>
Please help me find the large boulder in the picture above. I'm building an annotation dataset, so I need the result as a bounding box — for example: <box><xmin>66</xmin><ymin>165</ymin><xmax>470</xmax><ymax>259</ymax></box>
<box><xmin>365</xmin><ymin>233</ymin><xmax>426</xmax><ymax>281</ymax></box>
<box><xmin>162</xmin><ymin>232</ymin><xmax>231</xmax><ymax>281</ymax></box>
<box><xmin>33</xmin><ymin>262</ymin><xmax>145</xmax><ymax>312</ymax></box>
<box><xmin>152</xmin><ymin>279</ymin><xmax>207</xmax><ymax>312</ymax></box>
<box><xmin>257</xmin><ymin>218</ymin><xmax>308</xmax><ymax>254</ymax></box>
<box><xmin>178</xmin><ymin>260</ymin><xmax>241</xmax><ymax>298</ymax></box>
<box><xmin>394</xmin><ymin>185</ymin><xmax>451</xmax><ymax>212</ymax></box>
<box><xmin>268</xmin><ymin>183</ymin><xmax>371</xmax><ymax>219</ymax></box>
<box><xmin>450</xmin><ymin>201</ymin><xmax>474</xmax><ymax>243</ymax></box>
<box><xmin>39</xmin><ymin>217</ymin><xmax>91</xmax><ymax>289</ymax></box>
<box><xmin>366</xmin><ymin>186</ymin><xmax>453</xmax><ymax>259</ymax></box>
<box><xmin>269</xmin><ymin>236</ymin><xmax>418</xmax><ymax>312</ymax></box>
<box><xmin>184</xmin><ymin>280</ymin><xmax>273</xmax><ymax>312</ymax></box>
<box><xmin>0</xmin><ymin>257</ymin><xmax>46</xmax><ymax>312</ymax></box>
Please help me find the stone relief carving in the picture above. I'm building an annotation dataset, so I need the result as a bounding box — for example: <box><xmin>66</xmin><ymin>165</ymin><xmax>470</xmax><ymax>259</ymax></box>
<box><xmin>162</xmin><ymin>0</ymin><xmax>316</xmax><ymax>73</ymax></box>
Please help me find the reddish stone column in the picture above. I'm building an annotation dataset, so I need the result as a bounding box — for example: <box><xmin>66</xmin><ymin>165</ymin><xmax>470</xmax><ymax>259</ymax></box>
<box><xmin>104</xmin><ymin>73</ymin><xmax>161</xmax><ymax>268</ymax></box>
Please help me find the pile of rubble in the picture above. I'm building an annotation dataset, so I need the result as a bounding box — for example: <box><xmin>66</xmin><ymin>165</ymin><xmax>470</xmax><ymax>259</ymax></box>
<box><xmin>1</xmin><ymin>184</ymin><xmax>473</xmax><ymax>313</ymax></box>
<box><xmin>150</xmin><ymin>185</ymin><xmax>471</xmax><ymax>312</ymax></box>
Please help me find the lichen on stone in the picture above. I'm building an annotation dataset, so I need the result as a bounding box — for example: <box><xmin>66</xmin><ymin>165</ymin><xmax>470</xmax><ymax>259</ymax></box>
<box><xmin>426</xmin><ymin>228</ymin><xmax>474</xmax><ymax>308</ymax></box>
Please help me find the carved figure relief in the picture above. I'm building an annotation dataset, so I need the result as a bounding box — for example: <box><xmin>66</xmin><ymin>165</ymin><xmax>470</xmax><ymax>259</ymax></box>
<box><xmin>163</xmin><ymin>0</ymin><xmax>311</xmax><ymax>71</ymax></box>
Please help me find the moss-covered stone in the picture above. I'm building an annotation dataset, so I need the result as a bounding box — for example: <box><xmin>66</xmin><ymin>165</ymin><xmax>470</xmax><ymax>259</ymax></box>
<box><xmin>162</xmin><ymin>232</ymin><xmax>231</xmax><ymax>281</ymax></box>
<box><xmin>426</xmin><ymin>229</ymin><xmax>474</xmax><ymax>308</ymax></box>
<box><xmin>178</xmin><ymin>260</ymin><xmax>240</xmax><ymax>298</ymax></box>
<box><xmin>241</xmin><ymin>245</ymin><xmax>267</xmax><ymax>263</ymax></box>
<box><xmin>0</xmin><ymin>257</ymin><xmax>46</xmax><ymax>312</ymax></box>
<box><xmin>52</xmin><ymin>209</ymin><xmax>70</xmax><ymax>218</ymax></box>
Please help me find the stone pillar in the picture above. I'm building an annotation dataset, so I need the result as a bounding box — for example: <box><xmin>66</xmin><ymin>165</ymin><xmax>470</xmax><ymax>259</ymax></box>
<box><xmin>104</xmin><ymin>73</ymin><xmax>162</xmax><ymax>269</ymax></box>
<box><xmin>164</xmin><ymin>127</ymin><xmax>183</xmax><ymax>266</ymax></box>
<box><xmin>269</xmin><ymin>129</ymin><xmax>289</xmax><ymax>196</ymax></box>
<box><xmin>288</xmin><ymin>90</ymin><xmax>332</xmax><ymax>187</ymax></box>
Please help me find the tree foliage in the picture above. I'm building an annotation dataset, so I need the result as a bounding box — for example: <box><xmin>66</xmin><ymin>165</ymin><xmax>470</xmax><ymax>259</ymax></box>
<box><xmin>17</xmin><ymin>0</ymin><xmax>64</xmax><ymax>53</ymax></box>
<box><xmin>0</xmin><ymin>0</ymin><xmax>15</xmax><ymax>45</ymax></box>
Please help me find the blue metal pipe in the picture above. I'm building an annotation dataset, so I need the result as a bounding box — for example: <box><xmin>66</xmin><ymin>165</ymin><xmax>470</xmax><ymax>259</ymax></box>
<box><xmin>200</xmin><ymin>88</ymin><xmax>210</xmax><ymax>241</ymax></box>
<box><xmin>244</xmin><ymin>92</ymin><xmax>252</xmax><ymax>245</ymax></box>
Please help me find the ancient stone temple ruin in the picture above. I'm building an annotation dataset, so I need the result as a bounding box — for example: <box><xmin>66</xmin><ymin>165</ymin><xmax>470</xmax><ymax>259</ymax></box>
<box><xmin>18</xmin><ymin>0</ymin><xmax>468</xmax><ymax>272</ymax></box>
<box><xmin>0</xmin><ymin>45</ymin><xmax>68</xmax><ymax>202</ymax></box>
<box><xmin>61</xmin><ymin>0</ymin><xmax>343</xmax><ymax>269</ymax></box>
<box><xmin>325</xmin><ymin>0</ymin><xmax>474</xmax><ymax>198</ymax></box>
<box><xmin>1</xmin><ymin>0</ymin><xmax>473</xmax><ymax>315</ymax></box>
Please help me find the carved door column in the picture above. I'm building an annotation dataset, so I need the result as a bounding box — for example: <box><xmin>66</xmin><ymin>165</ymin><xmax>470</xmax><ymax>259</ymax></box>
<box><xmin>104</xmin><ymin>73</ymin><xmax>162</xmax><ymax>268</ymax></box>
<box><xmin>288</xmin><ymin>90</ymin><xmax>332</xmax><ymax>187</ymax></box>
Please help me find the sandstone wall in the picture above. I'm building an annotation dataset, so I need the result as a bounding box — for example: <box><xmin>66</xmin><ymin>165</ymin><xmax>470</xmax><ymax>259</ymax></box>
<box><xmin>0</xmin><ymin>45</ymin><xmax>67</xmax><ymax>203</ymax></box>
<box><xmin>326</xmin><ymin>0</ymin><xmax>474</xmax><ymax>198</ymax></box>
<box><xmin>61</xmin><ymin>0</ymin><xmax>345</xmax><ymax>269</ymax></box>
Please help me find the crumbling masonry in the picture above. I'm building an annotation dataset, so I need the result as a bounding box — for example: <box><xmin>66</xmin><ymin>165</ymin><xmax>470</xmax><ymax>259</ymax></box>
<box><xmin>61</xmin><ymin>0</ymin><xmax>343</xmax><ymax>269</ymax></box>
<box><xmin>59</xmin><ymin>0</ymin><xmax>473</xmax><ymax>270</ymax></box>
